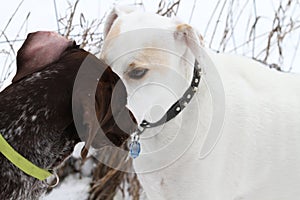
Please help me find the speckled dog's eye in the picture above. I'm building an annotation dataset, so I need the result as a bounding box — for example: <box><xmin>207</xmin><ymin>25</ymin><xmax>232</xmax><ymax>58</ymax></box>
<box><xmin>127</xmin><ymin>68</ymin><xmax>149</xmax><ymax>80</ymax></box>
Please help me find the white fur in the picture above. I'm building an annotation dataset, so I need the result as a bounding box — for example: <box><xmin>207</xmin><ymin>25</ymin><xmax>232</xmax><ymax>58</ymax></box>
<box><xmin>101</xmin><ymin>8</ymin><xmax>300</xmax><ymax>200</ymax></box>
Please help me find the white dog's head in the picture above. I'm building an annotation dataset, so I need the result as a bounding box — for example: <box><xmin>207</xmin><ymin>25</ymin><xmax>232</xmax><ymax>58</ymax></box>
<box><xmin>101</xmin><ymin>6</ymin><xmax>204</xmax><ymax>124</ymax></box>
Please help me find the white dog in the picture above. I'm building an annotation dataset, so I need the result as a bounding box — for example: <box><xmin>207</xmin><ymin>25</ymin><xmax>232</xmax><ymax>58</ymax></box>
<box><xmin>101</xmin><ymin>6</ymin><xmax>300</xmax><ymax>200</ymax></box>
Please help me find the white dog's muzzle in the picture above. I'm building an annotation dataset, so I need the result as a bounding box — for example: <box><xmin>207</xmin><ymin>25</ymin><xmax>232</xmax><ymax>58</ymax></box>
<box><xmin>129</xmin><ymin>60</ymin><xmax>202</xmax><ymax>158</ymax></box>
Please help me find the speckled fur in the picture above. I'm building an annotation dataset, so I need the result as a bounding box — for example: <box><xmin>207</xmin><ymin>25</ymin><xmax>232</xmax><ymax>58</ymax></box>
<box><xmin>0</xmin><ymin>47</ymin><xmax>86</xmax><ymax>200</ymax></box>
<box><xmin>0</xmin><ymin>33</ymin><xmax>136</xmax><ymax>199</ymax></box>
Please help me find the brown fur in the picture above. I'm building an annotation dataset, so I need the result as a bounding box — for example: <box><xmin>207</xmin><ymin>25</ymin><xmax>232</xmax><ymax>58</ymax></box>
<box><xmin>0</xmin><ymin>38</ymin><xmax>135</xmax><ymax>199</ymax></box>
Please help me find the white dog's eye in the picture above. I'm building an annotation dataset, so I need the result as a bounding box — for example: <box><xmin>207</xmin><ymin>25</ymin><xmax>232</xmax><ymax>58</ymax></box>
<box><xmin>127</xmin><ymin>67</ymin><xmax>149</xmax><ymax>80</ymax></box>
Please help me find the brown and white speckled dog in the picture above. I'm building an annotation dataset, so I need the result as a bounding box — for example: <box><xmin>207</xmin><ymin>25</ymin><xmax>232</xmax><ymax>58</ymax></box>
<box><xmin>0</xmin><ymin>31</ymin><xmax>135</xmax><ymax>199</ymax></box>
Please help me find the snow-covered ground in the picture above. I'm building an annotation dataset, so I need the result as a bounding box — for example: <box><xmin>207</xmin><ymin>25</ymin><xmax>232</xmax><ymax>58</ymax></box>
<box><xmin>42</xmin><ymin>142</ymin><xmax>148</xmax><ymax>200</ymax></box>
<box><xmin>42</xmin><ymin>174</ymin><xmax>92</xmax><ymax>200</ymax></box>
<box><xmin>42</xmin><ymin>172</ymin><xmax>148</xmax><ymax>200</ymax></box>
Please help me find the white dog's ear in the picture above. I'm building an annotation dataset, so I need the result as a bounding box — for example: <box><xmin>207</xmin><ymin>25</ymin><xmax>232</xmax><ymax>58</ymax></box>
<box><xmin>174</xmin><ymin>24</ymin><xmax>204</xmax><ymax>56</ymax></box>
<box><xmin>175</xmin><ymin>25</ymin><xmax>225</xmax><ymax>160</ymax></box>
<box><xmin>103</xmin><ymin>5</ymin><xmax>140</xmax><ymax>39</ymax></box>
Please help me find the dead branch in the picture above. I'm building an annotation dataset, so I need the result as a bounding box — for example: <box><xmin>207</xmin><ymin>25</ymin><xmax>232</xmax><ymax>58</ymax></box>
<box><xmin>157</xmin><ymin>0</ymin><xmax>181</xmax><ymax>17</ymax></box>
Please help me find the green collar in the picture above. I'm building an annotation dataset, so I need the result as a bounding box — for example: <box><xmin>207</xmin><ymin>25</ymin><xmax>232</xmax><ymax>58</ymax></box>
<box><xmin>0</xmin><ymin>133</ymin><xmax>52</xmax><ymax>181</ymax></box>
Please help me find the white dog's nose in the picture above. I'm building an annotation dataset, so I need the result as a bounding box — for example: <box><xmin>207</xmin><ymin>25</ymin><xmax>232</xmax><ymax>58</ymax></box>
<box><xmin>127</xmin><ymin>81</ymin><xmax>180</xmax><ymax>124</ymax></box>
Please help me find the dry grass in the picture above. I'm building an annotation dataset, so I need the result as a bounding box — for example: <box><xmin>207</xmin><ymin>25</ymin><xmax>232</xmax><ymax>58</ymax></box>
<box><xmin>57</xmin><ymin>0</ymin><xmax>105</xmax><ymax>55</ymax></box>
<box><xmin>206</xmin><ymin>0</ymin><xmax>300</xmax><ymax>71</ymax></box>
<box><xmin>88</xmin><ymin>146</ymin><xmax>141</xmax><ymax>200</ymax></box>
<box><xmin>157</xmin><ymin>0</ymin><xmax>181</xmax><ymax>17</ymax></box>
<box><xmin>0</xmin><ymin>0</ymin><xmax>29</xmax><ymax>87</ymax></box>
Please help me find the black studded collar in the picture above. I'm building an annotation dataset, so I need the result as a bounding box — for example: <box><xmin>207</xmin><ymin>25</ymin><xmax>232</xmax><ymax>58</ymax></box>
<box><xmin>140</xmin><ymin>60</ymin><xmax>201</xmax><ymax>129</ymax></box>
<box><xmin>129</xmin><ymin>60</ymin><xmax>202</xmax><ymax>158</ymax></box>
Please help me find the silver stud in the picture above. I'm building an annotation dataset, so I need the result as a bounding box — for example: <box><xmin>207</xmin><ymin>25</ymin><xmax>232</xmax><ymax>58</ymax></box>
<box><xmin>176</xmin><ymin>107</ymin><xmax>181</xmax><ymax>112</ymax></box>
<box><xmin>187</xmin><ymin>94</ymin><xmax>191</xmax><ymax>99</ymax></box>
<box><xmin>195</xmin><ymin>78</ymin><xmax>199</xmax><ymax>83</ymax></box>
<box><xmin>183</xmin><ymin>102</ymin><xmax>188</xmax><ymax>107</ymax></box>
<box><xmin>193</xmin><ymin>87</ymin><xmax>198</xmax><ymax>92</ymax></box>
<box><xmin>146</xmin><ymin>124</ymin><xmax>151</xmax><ymax>128</ymax></box>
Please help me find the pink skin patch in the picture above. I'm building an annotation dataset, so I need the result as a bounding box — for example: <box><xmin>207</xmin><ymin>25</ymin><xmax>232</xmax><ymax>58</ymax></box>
<box><xmin>13</xmin><ymin>31</ymin><xmax>73</xmax><ymax>82</ymax></box>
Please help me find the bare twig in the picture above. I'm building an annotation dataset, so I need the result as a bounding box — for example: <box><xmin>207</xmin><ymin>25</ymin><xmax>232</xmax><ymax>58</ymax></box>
<box><xmin>0</xmin><ymin>0</ymin><xmax>24</xmax><ymax>39</ymax></box>
<box><xmin>189</xmin><ymin>0</ymin><xmax>197</xmax><ymax>23</ymax></box>
<box><xmin>63</xmin><ymin>0</ymin><xmax>80</xmax><ymax>38</ymax></box>
<box><xmin>209</xmin><ymin>0</ymin><xmax>299</xmax><ymax>72</ymax></box>
<box><xmin>218</xmin><ymin>0</ymin><xmax>250</xmax><ymax>53</ymax></box>
<box><xmin>259</xmin><ymin>0</ymin><xmax>298</xmax><ymax>70</ymax></box>
<box><xmin>1</xmin><ymin>32</ymin><xmax>15</xmax><ymax>55</ymax></box>
<box><xmin>157</xmin><ymin>0</ymin><xmax>181</xmax><ymax>17</ymax></box>
<box><xmin>204</xmin><ymin>0</ymin><xmax>221</xmax><ymax>37</ymax></box>
<box><xmin>209</xmin><ymin>0</ymin><xmax>228</xmax><ymax>48</ymax></box>
<box><xmin>250</xmin><ymin>0</ymin><xmax>257</xmax><ymax>58</ymax></box>
<box><xmin>0</xmin><ymin>0</ymin><xmax>26</xmax><ymax>86</ymax></box>
<box><xmin>53</xmin><ymin>0</ymin><xmax>61</xmax><ymax>34</ymax></box>
<box><xmin>288</xmin><ymin>29</ymin><xmax>300</xmax><ymax>72</ymax></box>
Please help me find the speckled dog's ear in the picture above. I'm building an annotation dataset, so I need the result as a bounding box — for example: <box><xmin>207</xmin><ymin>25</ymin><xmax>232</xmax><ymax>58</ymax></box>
<box><xmin>13</xmin><ymin>31</ymin><xmax>74</xmax><ymax>82</ymax></box>
<box><xmin>78</xmin><ymin>63</ymin><xmax>136</xmax><ymax>160</ymax></box>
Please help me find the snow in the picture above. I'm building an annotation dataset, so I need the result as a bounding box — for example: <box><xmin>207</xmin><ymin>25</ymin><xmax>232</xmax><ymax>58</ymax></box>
<box><xmin>42</xmin><ymin>174</ymin><xmax>92</xmax><ymax>200</ymax></box>
<box><xmin>40</xmin><ymin>143</ymin><xmax>97</xmax><ymax>200</ymax></box>
<box><xmin>72</xmin><ymin>142</ymin><xmax>85</xmax><ymax>159</ymax></box>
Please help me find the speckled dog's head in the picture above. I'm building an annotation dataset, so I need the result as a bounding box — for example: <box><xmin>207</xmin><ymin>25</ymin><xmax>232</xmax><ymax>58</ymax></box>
<box><xmin>0</xmin><ymin>31</ymin><xmax>136</xmax><ymax>200</ymax></box>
